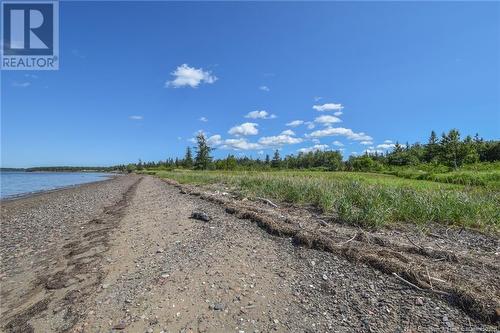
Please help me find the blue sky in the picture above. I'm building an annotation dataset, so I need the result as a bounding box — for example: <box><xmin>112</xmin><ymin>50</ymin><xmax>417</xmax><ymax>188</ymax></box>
<box><xmin>1</xmin><ymin>1</ymin><xmax>499</xmax><ymax>167</ymax></box>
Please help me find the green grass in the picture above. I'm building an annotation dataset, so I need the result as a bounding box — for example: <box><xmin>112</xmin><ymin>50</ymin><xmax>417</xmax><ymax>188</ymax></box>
<box><xmin>151</xmin><ymin>170</ymin><xmax>499</xmax><ymax>231</ymax></box>
<box><xmin>385</xmin><ymin>162</ymin><xmax>500</xmax><ymax>188</ymax></box>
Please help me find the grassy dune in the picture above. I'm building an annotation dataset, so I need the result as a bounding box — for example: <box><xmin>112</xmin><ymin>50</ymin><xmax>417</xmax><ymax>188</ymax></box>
<box><xmin>151</xmin><ymin>170</ymin><xmax>499</xmax><ymax>231</ymax></box>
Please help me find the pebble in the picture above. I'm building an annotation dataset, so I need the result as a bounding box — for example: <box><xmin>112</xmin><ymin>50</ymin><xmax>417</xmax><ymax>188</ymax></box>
<box><xmin>212</xmin><ymin>303</ymin><xmax>225</xmax><ymax>311</ymax></box>
<box><xmin>112</xmin><ymin>321</ymin><xmax>127</xmax><ymax>330</ymax></box>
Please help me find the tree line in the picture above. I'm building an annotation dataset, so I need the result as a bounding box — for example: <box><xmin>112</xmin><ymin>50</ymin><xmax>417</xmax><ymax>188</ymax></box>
<box><xmin>130</xmin><ymin>129</ymin><xmax>499</xmax><ymax>172</ymax></box>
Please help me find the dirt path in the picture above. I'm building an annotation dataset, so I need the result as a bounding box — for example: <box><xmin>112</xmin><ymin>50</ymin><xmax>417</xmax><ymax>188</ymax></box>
<box><xmin>1</xmin><ymin>175</ymin><xmax>498</xmax><ymax>332</ymax></box>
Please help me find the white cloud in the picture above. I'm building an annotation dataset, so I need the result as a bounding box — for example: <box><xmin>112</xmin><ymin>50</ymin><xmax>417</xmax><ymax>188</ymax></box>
<box><xmin>207</xmin><ymin>134</ymin><xmax>223</xmax><ymax>146</ymax></box>
<box><xmin>166</xmin><ymin>64</ymin><xmax>217</xmax><ymax>88</ymax></box>
<box><xmin>222</xmin><ymin>138</ymin><xmax>261</xmax><ymax>150</ymax></box>
<box><xmin>314</xmin><ymin>96</ymin><xmax>323</xmax><ymax>102</ymax></box>
<box><xmin>228</xmin><ymin>122</ymin><xmax>259</xmax><ymax>136</ymax></box>
<box><xmin>129</xmin><ymin>115</ymin><xmax>143</xmax><ymax>120</ymax></box>
<box><xmin>298</xmin><ymin>144</ymin><xmax>329</xmax><ymax>153</ymax></box>
<box><xmin>308</xmin><ymin>127</ymin><xmax>373</xmax><ymax>141</ymax></box>
<box><xmin>245</xmin><ymin>110</ymin><xmax>276</xmax><ymax>119</ymax></box>
<box><xmin>384</xmin><ymin>140</ymin><xmax>393</xmax><ymax>144</ymax></box>
<box><xmin>376</xmin><ymin>143</ymin><xmax>396</xmax><ymax>150</ymax></box>
<box><xmin>199</xmin><ymin>116</ymin><xmax>208</xmax><ymax>122</ymax></box>
<box><xmin>286</xmin><ymin>120</ymin><xmax>304</xmax><ymax>127</ymax></box>
<box><xmin>313</xmin><ymin>103</ymin><xmax>344</xmax><ymax>112</ymax></box>
<box><xmin>12</xmin><ymin>81</ymin><xmax>31</xmax><ymax>88</ymax></box>
<box><xmin>258</xmin><ymin>134</ymin><xmax>303</xmax><ymax>147</ymax></box>
<box><xmin>360</xmin><ymin>141</ymin><xmax>373</xmax><ymax>145</ymax></box>
<box><xmin>334</xmin><ymin>111</ymin><xmax>343</xmax><ymax>116</ymax></box>
<box><xmin>312</xmin><ymin>138</ymin><xmax>320</xmax><ymax>144</ymax></box>
<box><xmin>280</xmin><ymin>129</ymin><xmax>295</xmax><ymax>136</ymax></box>
<box><xmin>305</xmin><ymin>121</ymin><xmax>316</xmax><ymax>129</ymax></box>
<box><xmin>314</xmin><ymin>115</ymin><xmax>342</xmax><ymax>125</ymax></box>
<box><xmin>206</xmin><ymin>129</ymin><xmax>302</xmax><ymax>151</ymax></box>
<box><xmin>332</xmin><ymin>140</ymin><xmax>344</xmax><ymax>147</ymax></box>
<box><xmin>259</xmin><ymin>85</ymin><xmax>270</xmax><ymax>92</ymax></box>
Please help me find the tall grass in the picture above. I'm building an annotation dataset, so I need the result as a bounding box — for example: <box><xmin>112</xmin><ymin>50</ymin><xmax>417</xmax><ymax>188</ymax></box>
<box><xmin>154</xmin><ymin>170</ymin><xmax>499</xmax><ymax>231</ymax></box>
<box><xmin>385</xmin><ymin>162</ymin><xmax>500</xmax><ymax>188</ymax></box>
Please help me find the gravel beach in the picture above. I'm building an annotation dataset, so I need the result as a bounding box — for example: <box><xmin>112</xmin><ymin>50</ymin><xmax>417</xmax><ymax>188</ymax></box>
<box><xmin>1</xmin><ymin>175</ymin><xmax>498</xmax><ymax>333</ymax></box>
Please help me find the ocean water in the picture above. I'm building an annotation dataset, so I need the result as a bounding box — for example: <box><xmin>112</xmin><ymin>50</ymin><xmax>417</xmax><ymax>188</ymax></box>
<box><xmin>0</xmin><ymin>172</ymin><xmax>112</xmax><ymax>199</ymax></box>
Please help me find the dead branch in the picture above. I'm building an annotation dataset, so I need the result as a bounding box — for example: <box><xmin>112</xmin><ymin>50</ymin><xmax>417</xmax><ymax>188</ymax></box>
<box><xmin>426</xmin><ymin>266</ymin><xmax>433</xmax><ymax>289</ymax></box>
<box><xmin>430</xmin><ymin>276</ymin><xmax>447</xmax><ymax>283</ymax></box>
<box><xmin>392</xmin><ymin>273</ymin><xmax>451</xmax><ymax>297</ymax></box>
<box><xmin>406</xmin><ymin>234</ymin><xmax>424</xmax><ymax>250</ymax></box>
<box><xmin>392</xmin><ymin>273</ymin><xmax>423</xmax><ymax>291</ymax></box>
<box><xmin>256</xmin><ymin>197</ymin><xmax>278</xmax><ymax>208</ymax></box>
<box><xmin>341</xmin><ymin>234</ymin><xmax>357</xmax><ymax>246</ymax></box>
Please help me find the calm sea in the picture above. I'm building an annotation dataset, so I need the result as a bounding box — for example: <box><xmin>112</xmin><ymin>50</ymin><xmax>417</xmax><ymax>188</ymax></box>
<box><xmin>0</xmin><ymin>172</ymin><xmax>112</xmax><ymax>199</ymax></box>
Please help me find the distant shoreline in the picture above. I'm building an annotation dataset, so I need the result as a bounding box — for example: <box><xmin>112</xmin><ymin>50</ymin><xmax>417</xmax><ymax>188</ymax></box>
<box><xmin>0</xmin><ymin>169</ymin><xmax>122</xmax><ymax>173</ymax></box>
<box><xmin>0</xmin><ymin>173</ymin><xmax>118</xmax><ymax>202</ymax></box>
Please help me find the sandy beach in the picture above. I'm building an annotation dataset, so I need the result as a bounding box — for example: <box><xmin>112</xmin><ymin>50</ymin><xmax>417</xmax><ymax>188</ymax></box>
<box><xmin>1</xmin><ymin>174</ymin><xmax>498</xmax><ymax>332</ymax></box>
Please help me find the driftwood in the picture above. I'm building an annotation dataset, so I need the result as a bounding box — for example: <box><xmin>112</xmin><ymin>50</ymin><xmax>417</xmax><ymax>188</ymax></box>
<box><xmin>392</xmin><ymin>273</ymin><xmax>423</xmax><ymax>291</ymax></box>
<box><xmin>256</xmin><ymin>197</ymin><xmax>278</xmax><ymax>208</ymax></box>
<box><xmin>341</xmin><ymin>234</ymin><xmax>357</xmax><ymax>246</ymax></box>
<box><xmin>393</xmin><ymin>273</ymin><xmax>451</xmax><ymax>297</ymax></box>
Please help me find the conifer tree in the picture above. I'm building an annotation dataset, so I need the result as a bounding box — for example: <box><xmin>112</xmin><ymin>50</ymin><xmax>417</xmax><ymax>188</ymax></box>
<box><xmin>184</xmin><ymin>147</ymin><xmax>193</xmax><ymax>169</ymax></box>
<box><xmin>194</xmin><ymin>133</ymin><xmax>213</xmax><ymax>170</ymax></box>
<box><xmin>271</xmin><ymin>150</ymin><xmax>281</xmax><ymax>168</ymax></box>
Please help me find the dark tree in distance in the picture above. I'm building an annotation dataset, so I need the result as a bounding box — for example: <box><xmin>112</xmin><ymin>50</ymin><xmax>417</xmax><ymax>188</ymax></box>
<box><xmin>194</xmin><ymin>133</ymin><xmax>213</xmax><ymax>170</ymax></box>
<box><xmin>184</xmin><ymin>147</ymin><xmax>193</xmax><ymax>169</ymax></box>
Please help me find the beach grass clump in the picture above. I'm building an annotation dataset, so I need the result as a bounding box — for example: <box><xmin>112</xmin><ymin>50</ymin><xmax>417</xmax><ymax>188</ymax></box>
<box><xmin>154</xmin><ymin>170</ymin><xmax>499</xmax><ymax>231</ymax></box>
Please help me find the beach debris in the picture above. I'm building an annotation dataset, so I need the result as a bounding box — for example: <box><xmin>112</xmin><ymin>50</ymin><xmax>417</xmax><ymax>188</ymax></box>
<box><xmin>190</xmin><ymin>211</ymin><xmax>211</xmax><ymax>222</ymax></box>
<box><xmin>255</xmin><ymin>196</ymin><xmax>278</xmax><ymax>208</ymax></box>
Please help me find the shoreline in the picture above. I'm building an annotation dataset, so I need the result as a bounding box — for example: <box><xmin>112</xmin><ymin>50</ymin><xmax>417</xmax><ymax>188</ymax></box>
<box><xmin>1</xmin><ymin>174</ymin><xmax>498</xmax><ymax>332</ymax></box>
<box><xmin>0</xmin><ymin>173</ymin><xmax>120</xmax><ymax>202</ymax></box>
<box><xmin>0</xmin><ymin>174</ymin><xmax>141</xmax><ymax>331</ymax></box>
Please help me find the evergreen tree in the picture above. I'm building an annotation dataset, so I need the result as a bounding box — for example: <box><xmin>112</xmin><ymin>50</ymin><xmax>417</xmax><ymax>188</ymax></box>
<box><xmin>184</xmin><ymin>147</ymin><xmax>193</xmax><ymax>169</ymax></box>
<box><xmin>393</xmin><ymin>142</ymin><xmax>403</xmax><ymax>153</ymax></box>
<box><xmin>194</xmin><ymin>133</ymin><xmax>213</xmax><ymax>170</ymax></box>
<box><xmin>271</xmin><ymin>150</ymin><xmax>281</xmax><ymax>168</ymax></box>
<box><xmin>425</xmin><ymin>130</ymin><xmax>440</xmax><ymax>163</ymax></box>
<box><xmin>440</xmin><ymin>129</ymin><xmax>467</xmax><ymax>169</ymax></box>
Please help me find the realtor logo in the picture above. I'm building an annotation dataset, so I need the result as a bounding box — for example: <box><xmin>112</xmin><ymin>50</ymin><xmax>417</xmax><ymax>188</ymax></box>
<box><xmin>1</xmin><ymin>0</ymin><xmax>59</xmax><ymax>70</ymax></box>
